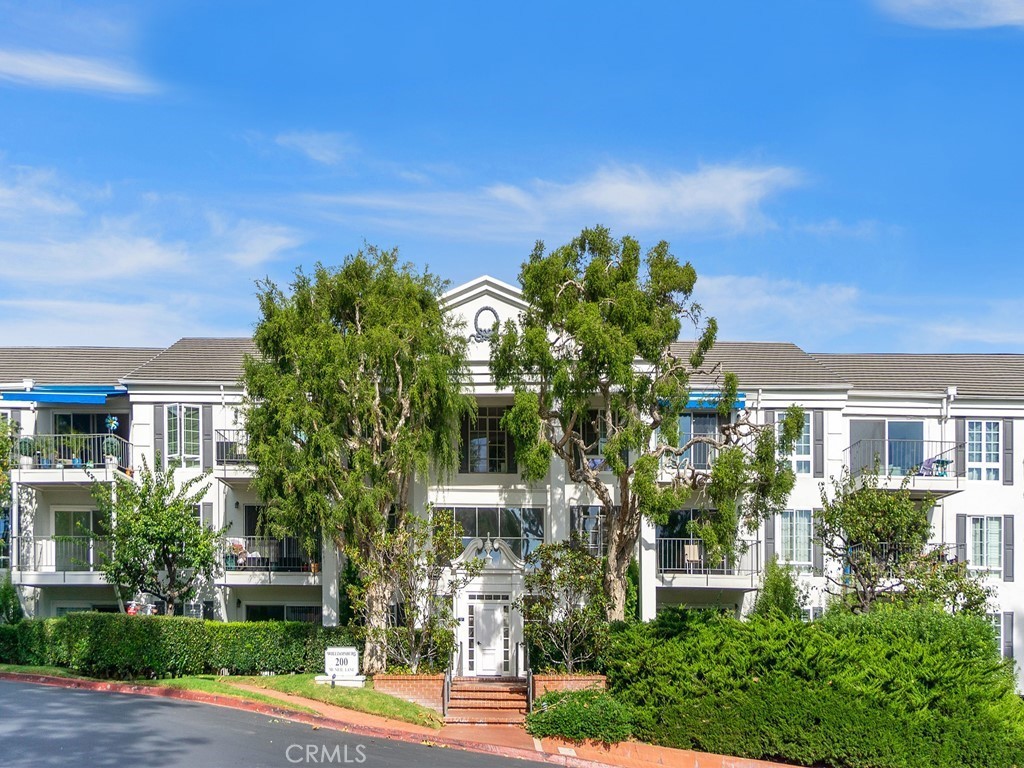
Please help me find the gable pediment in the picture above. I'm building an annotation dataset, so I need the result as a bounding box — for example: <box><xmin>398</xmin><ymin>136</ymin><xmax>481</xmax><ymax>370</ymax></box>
<box><xmin>442</xmin><ymin>275</ymin><xmax>527</xmax><ymax>359</ymax></box>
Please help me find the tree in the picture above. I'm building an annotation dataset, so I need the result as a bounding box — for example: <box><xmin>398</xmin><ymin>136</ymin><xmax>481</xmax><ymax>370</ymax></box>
<box><xmin>243</xmin><ymin>248</ymin><xmax>473</xmax><ymax>674</ymax></box>
<box><xmin>365</xmin><ymin>509</ymin><xmax>483</xmax><ymax>673</ymax></box>
<box><xmin>516</xmin><ymin>535</ymin><xmax>609</xmax><ymax>673</ymax></box>
<box><xmin>491</xmin><ymin>226</ymin><xmax>803</xmax><ymax>620</ymax></box>
<box><xmin>91</xmin><ymin>457</ymin><xmax>217</xmax><ymax>615</ymax></box>
<box><xmin>0</xmin><ymin>414</ymin><xmax>17</xmax><ymax>501</ymax></box>
<box><xmin>0</xmin><ymin>571</ymin><xmax>24</xmax><ymax>624</ymax></box>
<box><xmin>751</xmin><ymin>556</ymin><xmax>805</xmax><ymax>620</ymax></box>
<box><xmin>815</xmin><ymin>465</ymin><xmax>992</xmax><ymax>615</ymax></box>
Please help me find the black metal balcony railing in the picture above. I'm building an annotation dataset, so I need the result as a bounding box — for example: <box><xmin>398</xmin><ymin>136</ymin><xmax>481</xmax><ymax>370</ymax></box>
<box><xmin>223</xmin><ymin>536</ymin><xmax>316</xmax><ymax>572</ymax></box>
<box><xmin>657</xmin><ymin>537</ymin><xmax>761</xmax><ymax>576</ymax></box>
<box><xmin>13</xmin><ymin>536</ymin><xmax>111</xmax><ymax>572</ymax></box>
<box><xmin>215</xmin><ymin>429</ymin><xmax>250</xmax><ymax>466</ymax></box>
<box><xmin>845</xmin><ymin>439</ymin><xmax>957</xmax><ymax>479</ymax></box>
<box><xmin>11</xmin><ymin>434</ymin><xmax>131</xmax><ymax>471</ymax></box>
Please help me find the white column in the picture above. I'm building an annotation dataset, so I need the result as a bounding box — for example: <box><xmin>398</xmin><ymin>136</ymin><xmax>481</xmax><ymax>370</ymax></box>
<box><xmin>639</xmin><ymin>516</ymin><xmax>658</xmax><ymax>621</ymax></box>
<box><xmin>321</xmin><ymin>541</ymin><xmax>341</xmax><ymax>627</ymax></box>
<box><xmin>9</xmin><ymin>480</ymin><xmax>19</xmax><ymax>573</ymax></box>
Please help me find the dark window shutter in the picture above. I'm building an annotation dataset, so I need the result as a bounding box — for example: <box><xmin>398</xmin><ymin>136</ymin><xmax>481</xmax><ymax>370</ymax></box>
<box><xmin>504</xmin><ymin>409</ymin><xmax>517</xmax><ymax>474</ymax></box>
<box><xmin>764</xmin><ymin>516</ymin><xmax>775</xmax><ymax>564</ymax></box>
<box><xmin>764</xmin><ymin>409</ymin><xmax>776</xmax><ymax>427</ymax></box>
<box><xmin>202</xmin><ymin>601</ymin><xmax>215</xmax><ymax>621</ymax></box>
<box><xmin>1003</xmin><ymin>419</ymin><xmax>1013</xmax><ymax>486</ymax></box>
<box><xmin>956</xmin><ymin>514</ymin><xmax>967</xmax><ymax>562</ymax></box>
<box><xmin>201</xmin><ymin>502</ymin><xmax>213</xmax><ymax>530</ymax></box>
<box><xmin>201</xmin><ymin>405</ymin><xmax>213</xmax><ymax>470</ymax></box>
<box><xmin>1004</xmin><ymin>612</ymin><xmax>1014</xmax><ymax>659</ymax></box>
<box><xmin>153</xmin><ymin>405</ymin><xmax>165</xmax><ymax>468</ymax></box>
<box><xmin>813</xmin><ymin>410</ymin><xmax>825</xmax><ymax>478</ymax></box>
<box><xmin>459</xmin><ymin>414</ymin><xmax>469</xmax><ymax>474</ymax></box>
<box><xmin>1004</xmin><ymin>515</ymin><xmax>1014</xmax><ymax>582</ymax></box>
<box><xmin>812</xmin><ymin>533</ymin><xmax>824</xmax><ymax>575</ymax></box>
<box><xmin>10</xmin><ymin>410</ymin><xmax>21</xmax><ymax>428</ymax></box>
<box><xmin>955</xmin><ymin>418</ymin><xmax>966</xmax><ymax>478</ymax></box>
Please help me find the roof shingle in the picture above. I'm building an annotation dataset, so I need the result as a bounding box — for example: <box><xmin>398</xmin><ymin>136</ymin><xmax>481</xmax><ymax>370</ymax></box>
<box><xmin>0</xmin><ymin>347</ymin><xmax>162</xmax><ymax>386</ymax></box>
<box><xmin>122</xmin><ymin>338</ymin><xmax>257</xmax><ymax>383</ymax></box>
<box><xmin>810</xmin><ymin>353</ymin><xmax>1024</xmax><ymax>397</ymax></box>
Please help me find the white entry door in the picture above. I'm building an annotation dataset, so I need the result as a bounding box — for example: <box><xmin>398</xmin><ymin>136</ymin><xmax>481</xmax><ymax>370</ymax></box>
<box><xmin>475</xmin><ymin>604</ymin><xmax>505</xmax><ymax>676</ymax></box>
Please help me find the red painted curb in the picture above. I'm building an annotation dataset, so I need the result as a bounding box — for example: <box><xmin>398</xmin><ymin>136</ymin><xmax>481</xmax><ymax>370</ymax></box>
<box><xmin>0</xmin><ymin>672</ymin><xmax>609</xmax><ymax>768</ymax></box>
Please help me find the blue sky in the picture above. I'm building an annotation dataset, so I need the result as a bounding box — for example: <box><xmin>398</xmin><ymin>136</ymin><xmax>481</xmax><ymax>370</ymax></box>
<box><xmin>0</xmin><ymin>1</ymin><xmax>1022</xmax><ymax>351</ymax></box>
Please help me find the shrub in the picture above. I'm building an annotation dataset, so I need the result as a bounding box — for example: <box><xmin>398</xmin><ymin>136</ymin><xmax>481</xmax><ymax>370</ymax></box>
<box><xmin>525</xmin><ymin>689</ymin><xmax>633</xmax><ymax>743</ymax></box>
<box><xmin>750</xmin><ymin>556</ymin><xmax>804</xmax><ymax>620</ymax></box>
<box><xmin>0</xmin><ymin>572</ymin><xmax>24</xmax><ymax>625</ymax></box>
<box><xmin>0</xmin><ymin>613</ymin><xmax>359</xmax><ymax>678</ymax></box>
<box><xmin>603</xmin><ymin>606</ymin><xmax>1024</xmax><ymax>768</ymax></box>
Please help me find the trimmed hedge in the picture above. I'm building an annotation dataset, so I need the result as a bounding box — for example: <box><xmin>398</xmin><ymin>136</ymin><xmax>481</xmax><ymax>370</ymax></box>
<box><xmin>526</xmin><ymin>689</ymin><xmax>633</xmax><ymax>743</ymax></box>
<box><xmin>602</xmin><ymin>607</ymin><xmax>1024</xmax><ymax>768</ymax></box>
<box><xmin>0</xmin><ymin>613</ymin><xmax>357</xmax><ymax>679</ymax></box>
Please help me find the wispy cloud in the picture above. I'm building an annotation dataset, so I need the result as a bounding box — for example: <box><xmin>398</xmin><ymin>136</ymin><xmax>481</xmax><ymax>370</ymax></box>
<box><xmin>207</xmin><ymin>213</ymin><xmax>304</xmax><ymax>267</ymax></box>
<box><xmin>275</xmin><ymin>131</ymin><xmax>356</xmax><ymax>166</ymax></box>
<box><xmin>305</xmin><ymin>163</ymin><xmax>803</xmax><ymax>240</ymax></box>
<box><xmin>0</xmin><ymin>166</ymin><xmax>80</xmax><ymax>218</ymax></box>
<box><xmin>875</xmin><ymin>0</ymin><xmax>1024</xmax><ymax>29</ymax></box>
<box><xmin>0</xmin><ymin>48</ymin><xmax>157</xmax><ymax>94</ymax></box>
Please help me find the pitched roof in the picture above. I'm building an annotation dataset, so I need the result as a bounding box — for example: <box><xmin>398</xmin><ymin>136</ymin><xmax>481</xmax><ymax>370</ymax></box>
<box><xmin>122</xmin><ymin>338</ymin><xmax>257</xmax><ymax>383</ymax></box>
<box><xmin>670</xmin><ymin>341</ymin><xmax>847</xmax><ymax>389</ymax></box>
<box><xmin>811</xmin><ymin>353</ymin><xmax>1024</xmax><ymax>398</ymax></box>
<box><xmin>0</xmin><ymin>347</ymin><xmax>162</xmax><ymax>386</ymax></box>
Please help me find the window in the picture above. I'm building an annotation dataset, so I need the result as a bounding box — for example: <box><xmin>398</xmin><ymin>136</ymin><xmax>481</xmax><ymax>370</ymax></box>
<box><xmin>990</xmin><ymin>613</ymin><xmax>1005</xmax><ymax>656</ymax></box>
<box><xmin>781</xmin><ymin>509</ymin><xmax>813</xmax><ymax>568</ymax></box>
<box><xmin>571</xmin><ymin>505</ymin><xmax>607</xmax><ymax>555</ymax></box>
<box><xmin>969</xmin><ymin>516</ymin><xmax>1002</xmax><ymax>573</ymax></box>
<box><xmin>679</xmin><ymin>413</ymin><xmax>718</xmax><ymax>470</ymax></box>
<box><xmin>779</xmin><ymin>414</ymin><xmax>811</xmax><ymax>475</ymax></box>
<box><xmin>967</xmin><ymin>421</ymin><xmax>1001</xmax><ymax>481</ymax></box>
<box><xmin>166</xmin><ymin>404</ymin><xmax>200</xmax><ymax>467</ymax></box>
<box><xmin>246</xmin><ymin>604</ymin><xmax>322</xmax><ymax>623</ymax></box>
<box><xmin>461</xmin><ymin>407</ymin><xmax>514</xmax><ymax>473</ymax></box>
<box><xmin>442</xmin><ymin>506</ymin><xmax>544</xmax><ymax>560</ymax></box>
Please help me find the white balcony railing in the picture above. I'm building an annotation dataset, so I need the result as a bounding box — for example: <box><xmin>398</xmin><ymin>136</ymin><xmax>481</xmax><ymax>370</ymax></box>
<box><xmin>215</xmin><ymin>429</ymin><xmax>250</xmax><ymax>466</ymax></box>
<box><xmin>223</xmin><ymin>536</ymin><xmax>317</xmax><ymax>573</ymax></box>
<box><xmin>657</xmin><ymin>537</ymin><xmax>761</xmax><ymax>577</ymax></box>
<box><xmin>14</xmin><ymin>536</ymin><xmax>111</xmax><ymax>572</ymax></box>
<box><xmin>845</xmin><ymin>438</ymin><xmax>957</xmax><ymax>479</ymax></box>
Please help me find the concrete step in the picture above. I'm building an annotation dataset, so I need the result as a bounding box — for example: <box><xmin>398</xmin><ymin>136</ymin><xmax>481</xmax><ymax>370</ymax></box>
<box><xmin>450</xmin><ymin>683</ymin><xmax>527</xmax><ymax>695</ymax></box>
<box><xmin>448</xmin><ymin>697</ymin><xmax>526</xmax><ymax>710</ymax></box>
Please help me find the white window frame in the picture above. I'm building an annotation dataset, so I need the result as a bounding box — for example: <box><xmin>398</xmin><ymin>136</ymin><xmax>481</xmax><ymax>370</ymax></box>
<box><xmin>967</xmin><ymin>420</ymin><xmax>1000</xmax><ymax>482</ymax></box>
<box><xmin>780</xmin><ymin>509</ymin><xmax>813</xmax><ymax>570</ymax></box>
<box><xmin>969</xmin><ymin>515</ymin><xmax>1002</xmax><ymax>574</ymax></box>
<box><xmin>989</xmin><ymin>613</ymin><xmax>1004</xmax><ymax>656</ymax></box>
<box><xmin>778</xmin><ymin>413</ymin><xmax>811</xmax><ymax>475</ymax></box>
<box><xmin>166</xmin><ymin>404</ymin><xmax>201</xmax><ymax>468</ymax></box>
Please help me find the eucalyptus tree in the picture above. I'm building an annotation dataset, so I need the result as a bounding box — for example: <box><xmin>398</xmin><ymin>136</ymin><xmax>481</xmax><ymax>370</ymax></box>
<box><xmin>243</xmin><ymin>248</ymin><xmax>473</xmax><ymax>674</ymax></box>
<box><xmin>491</xmin><ymin>226</ymin><xmax>803</xmax><ymax>620</ymax></box>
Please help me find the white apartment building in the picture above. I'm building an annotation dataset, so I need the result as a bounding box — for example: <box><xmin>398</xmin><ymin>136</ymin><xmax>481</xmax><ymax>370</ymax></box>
<box><xmin>2</xmin><ymin>276</ymin><xmax>1022</xmax><ymax>683</ymax></box>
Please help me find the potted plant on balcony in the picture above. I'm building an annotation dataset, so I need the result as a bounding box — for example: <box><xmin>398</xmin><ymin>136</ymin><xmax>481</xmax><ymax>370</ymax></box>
<box><xmin>35</xmin><ymin>436</ymin><xmax>55</xmax><ymax>468</ymax></box>
<box><xmin>102</xmin><ymin>435</ymin><xmax>121</xmax><ymax>469</ymax></box>
<box><xmin>17</xmin><ymin>437</ymin><xmax>34</xmax><ymax>468</ymax></box>
<box><xmin>66</xmin><ymin>432</ymin><xmax>88</xmax><ymax>468</ymax></box>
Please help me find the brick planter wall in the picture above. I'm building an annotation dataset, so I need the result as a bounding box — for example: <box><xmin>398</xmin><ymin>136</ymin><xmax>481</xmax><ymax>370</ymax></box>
<box><xmin>532</xmin><ymin>674</ymin><xmax>606</xmax><ymax>699</ymax></box>
<box><xmin>371</xmin><ymin>674</ymin><xmax>444</xmax><ymax>713</ymax></box>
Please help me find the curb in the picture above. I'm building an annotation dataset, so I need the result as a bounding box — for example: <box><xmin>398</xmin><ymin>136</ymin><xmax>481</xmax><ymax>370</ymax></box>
<box><xmin>0</xmin><ymin>672</ymin><xmax>610</xmax><ymax>768</ymax></box>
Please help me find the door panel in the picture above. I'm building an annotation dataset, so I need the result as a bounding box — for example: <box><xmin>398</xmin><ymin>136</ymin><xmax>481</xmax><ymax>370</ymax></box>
<box><xmin>475</xmin><ymin>605</ymin><xmax>504</xmax><ymax>676</ymax></box>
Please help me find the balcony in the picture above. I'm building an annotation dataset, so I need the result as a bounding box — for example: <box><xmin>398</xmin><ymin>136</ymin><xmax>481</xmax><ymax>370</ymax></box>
<box><xmin>12</xmin><ymin>535</ymin><xmax>111</xmax><ymax>585</ymax></box>
<box><xmin>219</xmin><ymin>535</ymin><xmax>320</xmax><ymax>586</ymax></box>
<box><xmin>656</xmin><ymin>537</ymin><xmax>761</xmax><ymax>589</ymax></box>
<box><xmin>215</xmin><ymin>429</ymin><xmax>253</xmax><ymax>486</ymax></box>
<box><xmin>844</xmin><ymin>439</ymin><xmax>962</xmax><ymax>499</ymax></box>
<box><xmin>10</xmin><ymin>434</ymin><xmax>132</xmax><ymax>488</ymax></box>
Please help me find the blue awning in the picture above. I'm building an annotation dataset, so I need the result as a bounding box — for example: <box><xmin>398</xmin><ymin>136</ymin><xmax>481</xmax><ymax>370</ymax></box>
<box><xmin>0</xmin><ymin>385</ymin><xmax>127</xmax><ymax>405</ymax></box>
<box><xmin>683</xmin><ymin>391</ymin><xmax>746</xmax><ymax>410</ymax></box>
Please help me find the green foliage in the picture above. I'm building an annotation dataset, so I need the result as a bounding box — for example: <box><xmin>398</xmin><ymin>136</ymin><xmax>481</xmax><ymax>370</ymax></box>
<box><xmin>90</xmin><ymin>456</ymin><xmax>218</xmax><ymax>613</ymax></box>
<box><xmin>243</xmin><ymin>247</ymin><xmax>473</xmax><ymax>673</ymax></box>
<box><xmin>817</xmin><ymin>465</ymin><xmax>991</xmax><ymax>615</ymax></box>
<box><xmin>517</xmin><ymin>536</ymin><xmax>609</xmax><ymax>673</ymax></box>
<box><xmin>603</xmin><ymin>607</ymin><xmax>1024</xmax><ymax>768</ymax></box>
<box><xmin>0</xmin><ymin>613</ymin><xmax>357</xmax><ymax>678</ymax></box>
<box><xmin>0</xmin><ymin>571</ymin><xmax>24</xmax><ymax>624</ymax></box>
<box><xmin>490</xmin><ymin>226</ymin><xmax>801</xmax><ymax>619</ymax></box>
<box><xmin>0</xmin><ymin>413</ymin><xmax>18</xmax><ymax>500</ymax></box>
<box><xmin>751</xmin><ymin>556</ymin><xmax>804</xmax><ymax>620</ymax></box>
<box><xmin>356</xmin><ymin>508</ymin><xmax>482</xmax><ymax>673</ymax></box>
<box><xmin>525</xmin><ymin>689</ymin><xmax>634</xmax><ymax>743</ymax></box>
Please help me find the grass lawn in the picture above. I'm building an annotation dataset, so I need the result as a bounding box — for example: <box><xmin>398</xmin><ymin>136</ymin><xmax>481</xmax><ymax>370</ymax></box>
<box><xmin>0</xmin><ymin>663</ymin><xmax>88</xmax><ymax>678</ymax></box>
<box><xmin>134</xmin><ymin>675</ymin><xmax>319</xmax><ymax>714</ymax></box>
<box><xmin>227</xmin><ymin>674</ymin><xmax>443</xmax><ymax>729</ymax></box>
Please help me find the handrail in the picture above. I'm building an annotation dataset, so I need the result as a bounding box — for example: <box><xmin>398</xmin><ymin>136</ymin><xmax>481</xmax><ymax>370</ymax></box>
<box><xmin>524</xmin><ymin>641</ymin><xmax>533</xmax><ymax>713</ymax></box>
<box><xmin>443</xmin><ymin>641</ymin><xmax>461</xmax><ymax>718</ymax></box>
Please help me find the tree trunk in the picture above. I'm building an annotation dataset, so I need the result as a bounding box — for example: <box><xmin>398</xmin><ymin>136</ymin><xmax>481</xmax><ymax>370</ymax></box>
<box><xmin>604</xmin><ymin>513</ymin><xmax>637</xmax><ymax>622</ymax></box>
<box><xmin>362</xmin><ymin>576</ymin><xmax>389</xmax><ymax>675</ymax></box>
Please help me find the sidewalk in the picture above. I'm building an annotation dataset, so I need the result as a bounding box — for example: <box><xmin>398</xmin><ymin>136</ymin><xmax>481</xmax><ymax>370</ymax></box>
<box><xmin>0</xmin><ymin>671</ymin><xmax>792</xmax><ymax>768</ymax></box>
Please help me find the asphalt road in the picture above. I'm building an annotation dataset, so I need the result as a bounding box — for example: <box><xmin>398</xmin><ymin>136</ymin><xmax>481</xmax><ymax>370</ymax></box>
<box><xmin>0</xmin><ymin>680</ymin><xmax>550</xmax><ymax>768</ymax></box>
